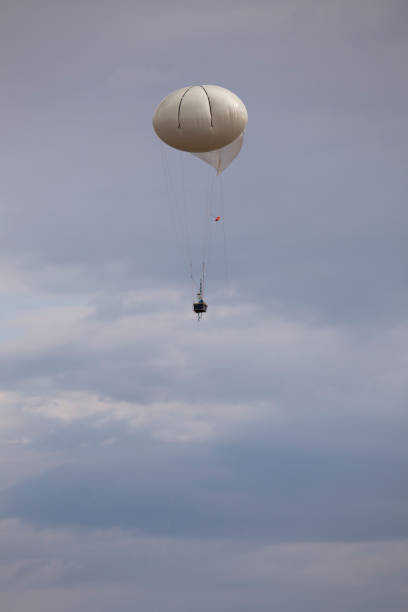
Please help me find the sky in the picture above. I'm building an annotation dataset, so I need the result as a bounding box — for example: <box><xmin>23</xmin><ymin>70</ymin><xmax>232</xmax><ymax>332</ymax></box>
<box><xmin>0</xmin><ymin>0</ymin><xmax>408</xmax><ymax>610</ymax></box>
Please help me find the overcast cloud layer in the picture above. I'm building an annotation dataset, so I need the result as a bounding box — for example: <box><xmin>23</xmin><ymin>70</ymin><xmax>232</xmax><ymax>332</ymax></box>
<box><xmin>1</xmin><ymin>1</ymin><xmax>408</xmax><ymax>610</ymax></box>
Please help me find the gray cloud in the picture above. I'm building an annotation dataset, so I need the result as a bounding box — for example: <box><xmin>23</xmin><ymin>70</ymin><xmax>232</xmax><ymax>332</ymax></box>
<box><xmin>1</xmin><ymin>519</ymin><xmax>407</xmax><ymax>612</ymax></box>
<box><xmin>1</xmin><ymin>419</ymin><xmax>407</xmax><ymax>542</ymax></box>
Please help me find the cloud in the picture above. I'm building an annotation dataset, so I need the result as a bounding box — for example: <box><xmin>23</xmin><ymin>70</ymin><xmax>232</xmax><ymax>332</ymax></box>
<box><xmin>0</xmin><ymin>520</ymin><xmax>407</xmax><ymax>612</ymax></box>
<box><xmin>1</xmin><ymin>287</ymin><xmax>408</xmax><ymax>417</ymax></box>
<box><xmin>1</xmin><ymin>412</ymin><xmax>407</xmax><ymax>542</ymax></box>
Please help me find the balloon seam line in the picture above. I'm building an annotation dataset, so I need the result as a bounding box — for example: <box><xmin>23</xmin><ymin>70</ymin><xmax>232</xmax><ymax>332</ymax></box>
<box><xmin>177</xmin><ymin>86</ymin><xmax>194</xmax><ymax>128</ymax></box>
<box><xmin>200</xmin><ymin>85</ymin><xmax>214</xmax><ymax>127</ymax></box>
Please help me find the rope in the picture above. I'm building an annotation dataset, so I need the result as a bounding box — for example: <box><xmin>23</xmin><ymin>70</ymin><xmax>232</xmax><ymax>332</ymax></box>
<box><xmin>179</xmin><ymin>151</ymin><xmax>196</xmax><ymax>299</ymax></box>
<box><xmin>160</xmin><ymin>143</ymin><xmax>193</xmax><ymax>283</ymax></box>
<box><xmin>219</xmin><ymin>173</ymin><xmax>230</xmax><ymax>289</ymax></box>
<box><xmin>200</xmin><ymin>166</ymin><xmax>216</xmax><ymax>297</ymax></box>
<box><xmin>160</xmin><ymin>143</ymin><xmax>226</xmax><ymax>310</ymax></box>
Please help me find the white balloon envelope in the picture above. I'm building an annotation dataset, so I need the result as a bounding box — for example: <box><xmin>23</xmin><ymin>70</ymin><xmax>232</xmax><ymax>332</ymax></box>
<box><xmin>153</xmin><ymin>85</ymin><xmax>247</xmax><ymax>172</ymax></box>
